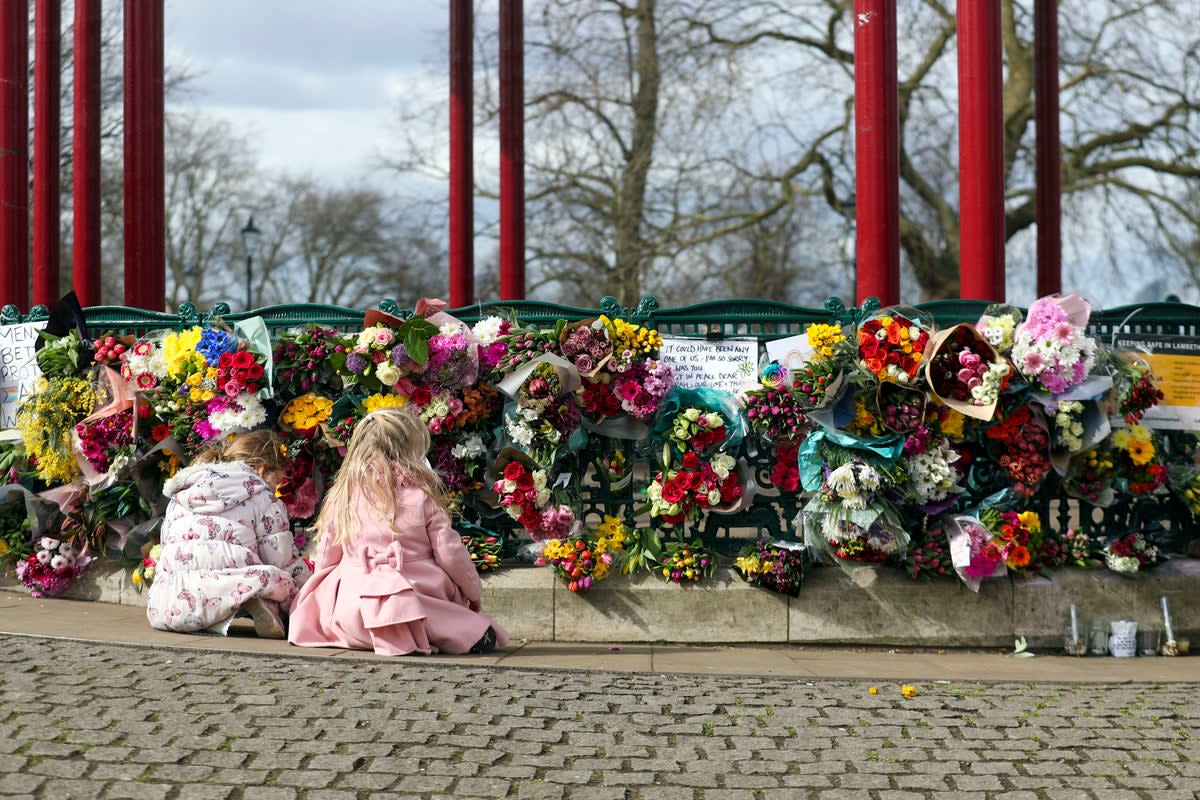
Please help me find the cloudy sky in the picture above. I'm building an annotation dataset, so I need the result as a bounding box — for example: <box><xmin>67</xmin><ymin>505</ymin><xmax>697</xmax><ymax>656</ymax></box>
<box><xmin>165</xmin><ymin>0</ymin><xmax>454</xmax><ymax>189</ymax></box>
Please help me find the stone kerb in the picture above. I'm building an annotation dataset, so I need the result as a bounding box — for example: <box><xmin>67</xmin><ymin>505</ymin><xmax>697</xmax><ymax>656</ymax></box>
<box><xmin>4</xmin><ymin>559</ymin><xmax>1197</xmax><ymax>648</ymax></box>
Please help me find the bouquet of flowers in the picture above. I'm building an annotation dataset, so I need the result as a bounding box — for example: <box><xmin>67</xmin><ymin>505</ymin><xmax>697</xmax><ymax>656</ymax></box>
<box><xmin>492</xmin><ymin>454</ymin><xmax>577</xmax><ymax>540</ymax></box>
<box><xmin>461</xmin><ymin>528</ymin><xmax>504</xmax><ymax>573</ymax></box>
<box><xmin>35</xmin><ymin>329</ymin><xmax>90</xmax><ymax>378</ymax></box>
<box><xmin>280</xmin><ymin>393</ymin><xmax>335</xmax><ymax>437</ymax></box>
<box><xmin>976</xmin><ymin>304</ymin><xmax>1023</xmax><ymax>357</ymax></box>
<box><xmin>734</xmin><ymin>540</ymin><xmax>805</xmax><ymax>596</ymax></box>
<box><xmin>1064</xmin><ymin>447</ymin><xmax>1116</xmax><ymax>505</ymax></box>
<box><xmin>16</xmin><ymin>536</ymin><xmax>92</xmax><ymax>597</ymax></box>
<box><xmin>923</xmin><ymin>324</ymin><xmax>1009</xmax><ymax>419</ymax></box>
<box><xmin>876</xmin><ymin>382</ymin><xmax>926</xmax><ymax>433</ymax></box>
<box><xmin>974</xmin><ymin>507</ymin><xmax>1050</xmax><ymax>576</ymax></box>
<box><xmin>1112</xmin><ymin>356</ymin><xmax>1163</xmax><ymax>425</ymax></box>
<box><xmin>90</xmin><ymin>332</ymin><xmax>131</xmax><ymax>368</ymax></box>
<box><xmin>1011</xmin><ymin>293</ymin><xmax>1098</xmax><ymax>396</ymax></box>
<box><xmin>657</xmin><ymin>539</ymin><xmax>716</xmax><ymax>584</ymax></box>
<box><xmin>559</xmin><ymin>319</ymin><xmax>614</xmax><ymax>377</ymax></box>
<box><xmin>856</xmin><ymin>310</ymin><xmax>931</xmax><ymax>384</ymax></box>
<box><xmin>822</xmin><ymin>517</ymin><xmax>906</xmax><ymax>564</ymax></box>
<box><xmin>1102</xmin><ymin>532</ymin><xmax>1158</xmax><ymax>574</ymax></box>
<box><xmin>1059</xmin><ymin>527</ymin><xmax>1094</xmax><ymax>568</ymax></box>
<box><xmin>272</xmin><ymin>324</ymin><xmax>345</xmax><ymax>395</ymax></box>
<box><xmin>903</xmin><ymin>435</ymin><xmax>963</xmax><ymax>509</ymax></box>
<box><xmin>537</xmin><ymin>518</ymin><xmax>626</xmax><ymax>591</ymax></box>
<box><xmin>15</xmin><ymin>375</ymin><xmax>96</xmax><ymax>484</ymax></box>
<box><xmin>74</xmin><ymin>407</ymin><xmax>135</xmax><ymax>478</ymax></box>
<box><xmin>769</xmin><ymin>441</ymin><xmax>801</xmax><ymax>492</ymax></box>
<box><xmin>743</xmin><ymin>363</ymin><xmax>810</xmax><ymax>444</ymax></box>
<box><xmin>906</xmin><ymin>523</ymin><xmax>954</xmax><ymax>582</ymax></box>
<box><xmin>984</xmin><ymin>403</ymin><xmax>1052</xmax><ymax>496</ymax></box>
<box><xmin>129</xmin><ymin>543</ymin><xmax>161</xmax><ymax>593</ymax></box>
<box><xmin>597</xmin><ymin>315</ymin><xmax>663</xmax><ymax>372</ymax></box>
<box><xmin>421</xmin><ymin>324</ymin><xmax>480</xmax><ymax>392</ymax></box>
<box><xmin>1110</xmin><ymin>424</ymin><xmax>1167</xmax><ymax>494</ymax></box>
<box><xmin>482</xmin><ymin>322</ymin><xmax>558</xmax><ymax>380</ymax></box>
<box><xmin>647</xmin><ymin>451</ymin><xmax>742</xmax><ymax>527</ymax></box>
<box><xmin>607</xmin><ymin>358</ymin><xmax>674</xmax><ymax>422</ymax></box>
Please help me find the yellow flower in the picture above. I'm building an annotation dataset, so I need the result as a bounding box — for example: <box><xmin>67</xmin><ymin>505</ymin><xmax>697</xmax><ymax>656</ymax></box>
<box><xmin>1017</xmin><ymin>511</ymin><xmax>1041</xmax><ymax>534</ymax></box>
<box><xmin>1127</xmin><ymin>438</ymin><xmax>1155</xmax><ymax>466</ymax></box>
<box><xmin>939</xmin><ymin>408</ymin><xmax>965</xmax><ymax>441</ymax></box>
<box><xmin>900</xmin><ymin>684</ymin><xmax>917</xmax><ymax>699</ymax></box>
<box><xmin>364</xmin><ymin>392</ymin><xmax>408</xmax><ymax>413</ymax></box>
<box><xmin>130</xmin><ymin>571</ymin><xmax>143</xmax><ymax>587</ymax></box>
<box><xmin>868</xmin><ymin>686</ymin><xmax>878</xmax><ymax>695</ymax></box>
<box><xmin>0</xmin><ymin>541</ymin><xmax>9</xmax><ymax>557</ymax></box>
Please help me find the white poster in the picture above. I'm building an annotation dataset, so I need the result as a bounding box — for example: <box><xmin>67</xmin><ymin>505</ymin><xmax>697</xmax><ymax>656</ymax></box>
<box><xmin>658</xmin><ymin>336</ymin><xmax>758</xmax><ymax>395</ymax></box>
<box><xmin>0</xmin><ymin>322</ymin><xmax>48</xmax><ymax>429</ymax></box>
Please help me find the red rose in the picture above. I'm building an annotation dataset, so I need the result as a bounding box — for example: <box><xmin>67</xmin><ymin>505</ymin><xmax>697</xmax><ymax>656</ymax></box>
<box><xmin>503</xmin><ymin>461</ymin><xmax>525</xmax><ymax>481</ymax></box>
<box><xmin>681</xmin><ymin>451</ymin><xmax>700</xmax><ymax>469</ymax></box>
<box><xmin>410</xmin><ymin>387</ymin><xmax>431</xmax><ymax>406</ymax></box>
<box><xmin>661</xmin><ymin>479</ymin><xmax>686</xmax><ymax>504</ymax></box>
<box><xmin>233</xmin><ymin>350</ymin><xmax>255</xmax><ymax>368</ymax></box>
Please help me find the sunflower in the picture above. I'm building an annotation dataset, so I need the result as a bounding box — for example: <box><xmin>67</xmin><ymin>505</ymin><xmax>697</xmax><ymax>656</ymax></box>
<box><xmin>1127</xmin><ymin>438</ymin><xmax>1155</xmax><ymax>466</ymax></box>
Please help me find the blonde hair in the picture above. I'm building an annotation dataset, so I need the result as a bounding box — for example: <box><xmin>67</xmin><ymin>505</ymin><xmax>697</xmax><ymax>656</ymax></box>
<box><xmin>316</xmin><ymin>406</ymin><xmax>450</xmax><ymax>545</ymax></box>
<box><xmin>192</xmin><ymin>429</ymin><xmax>287</xmax><ymax>479</ymax></box>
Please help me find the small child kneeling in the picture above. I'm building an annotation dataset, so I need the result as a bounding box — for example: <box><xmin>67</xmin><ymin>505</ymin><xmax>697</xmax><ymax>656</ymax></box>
<box><xmin>146</xmin><ymin>430</ymin><xmax>312</xmax><ymax>638</ymax></box>
<box><xmin>288</xmin><ymin>407</ymin><xmax>509</xmax><ymax>656</ymax></box>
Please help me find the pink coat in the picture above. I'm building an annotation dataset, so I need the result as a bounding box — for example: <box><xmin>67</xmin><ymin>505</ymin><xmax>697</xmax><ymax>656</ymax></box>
<box><xmin>288</xmin><ymin>485</ymin><xmax>509</xmax><ymax>656</ymax></box>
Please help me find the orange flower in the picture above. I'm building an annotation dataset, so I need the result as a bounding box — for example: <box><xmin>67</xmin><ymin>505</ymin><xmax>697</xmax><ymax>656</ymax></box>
<box><xmin>1007</xmin><ymin>545</ymin><xmax>1031</xmax><ymax>568</ymax></box>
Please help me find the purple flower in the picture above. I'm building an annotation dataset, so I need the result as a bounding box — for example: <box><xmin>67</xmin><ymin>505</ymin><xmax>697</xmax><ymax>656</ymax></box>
<box><xmin>390</xmin><ymin>343</ymin><xmax>409</xmax><ymax>365</ymax></box>
<box><xmin>345</xmin><ymin>352</ymin><xmax>367</xmax><ymax>375</ymax></box>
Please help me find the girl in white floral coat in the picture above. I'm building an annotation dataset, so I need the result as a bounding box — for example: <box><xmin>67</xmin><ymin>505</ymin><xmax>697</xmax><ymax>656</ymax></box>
<box><xmin>146</xmin><ymin>430</ymin><xmax>312</xmax><ymax>638</ymax></box>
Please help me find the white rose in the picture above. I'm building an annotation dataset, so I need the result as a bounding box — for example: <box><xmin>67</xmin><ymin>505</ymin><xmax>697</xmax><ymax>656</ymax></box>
<box><xmin>505</xmin><ymin>505</ymin><xmax>522</xmax><ymax>520</ymax></box>
<box><xmin>533</xmin><ymin>471</ymin><xmax>547</xmax><ymax>491</ymax></box>
<box><xmin>707</xmin><ymin>489</ymin><xmax>723</xmax><ymax>506</ymax></box>
<box><xmin>375</xmin><ymin>363</ymin><xmax>402</xmax><ymax>386</ymax></box>
<box><xmin>683</xmin><ymin>408</ymin><xmax>702</xmax><ymax>421</ymax></box>
<box><xmin>536</xmin><ymin>489</ymin><xmax>551</xmax><ymax>506</ymax></box>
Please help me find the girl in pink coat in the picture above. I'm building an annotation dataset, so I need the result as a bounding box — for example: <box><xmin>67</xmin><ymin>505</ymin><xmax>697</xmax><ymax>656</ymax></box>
<box><xmin>288</xmin><ymin>407</ymin><xmax>509</xmax><ymax>656</ymax></box>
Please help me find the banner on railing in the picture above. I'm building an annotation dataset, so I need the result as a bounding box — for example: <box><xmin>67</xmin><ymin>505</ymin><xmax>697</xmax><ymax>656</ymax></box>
<box><xmin>1115</xmin><ymin>333</ymin><xmax>1200</xmax><ymax>429</ymax></box>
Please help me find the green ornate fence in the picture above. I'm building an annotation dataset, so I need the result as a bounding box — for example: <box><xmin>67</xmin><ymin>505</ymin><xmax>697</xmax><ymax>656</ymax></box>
<box><xmin>3</xmin><ymin>294</ymin><xmax>1197</xmax><ymax>551</ymax></box>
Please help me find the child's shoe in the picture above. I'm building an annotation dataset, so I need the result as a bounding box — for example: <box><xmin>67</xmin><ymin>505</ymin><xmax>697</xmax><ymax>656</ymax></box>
<box><xmin>469</xmin><ymin>626</ymin><xmax>497</xmax><ymax>654</ymax></box>
<box><xmin>241</xmin><ymin>598</ymin><xmax>285</xmax><ymax>639</ymax></box>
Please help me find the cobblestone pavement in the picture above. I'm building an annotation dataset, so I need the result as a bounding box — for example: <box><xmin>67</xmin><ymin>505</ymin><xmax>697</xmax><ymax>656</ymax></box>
<box><xmin>2</xmin><ymin>636</ymin><xmax>1199</xmax><ymax>800</ymax></box>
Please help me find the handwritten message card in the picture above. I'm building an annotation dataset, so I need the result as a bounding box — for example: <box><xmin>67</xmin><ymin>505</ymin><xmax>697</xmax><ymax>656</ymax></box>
<box><xmin>0</xmin><ymin>322</ymin><xmax>47</xmax><ymax>428</ymax></box>
<box><xmin>658</xmin><ymin>336</ymin><xmax>759</xmax><ymax>395</ymax></box>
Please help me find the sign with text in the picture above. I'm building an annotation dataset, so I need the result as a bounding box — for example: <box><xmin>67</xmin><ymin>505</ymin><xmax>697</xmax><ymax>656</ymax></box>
<box><xmin>658</xmin><ymin>336</ymin><xmax>758</xmax><ymax>394</ymax></box>
<box><xmin>0</xmin><ymin>322</ymin><xmax>48</xmax><ymax>429</ymax></box>
<box><xmin>1113</xmin><ymin>333</ymin><xmax>1200</xmax><ymax>430</ymax></box>
<box><xmin>765</xmin><ymin>333</ymin><xmax>814</xmax><ymax>372</ymax></box>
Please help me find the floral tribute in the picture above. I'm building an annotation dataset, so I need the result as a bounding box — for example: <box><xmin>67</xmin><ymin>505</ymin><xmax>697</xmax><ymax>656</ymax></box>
<box><xmin>734</xmin><ymin>540</ymin><xmax>804</xmax><ymax>596</ymax></box>
<box><xmin>1102</xmin><ymin>532</ymin><xmax>1158</xmax><ymax>574</ymax></box>
<box><xmin>857</xmin><ymin>311</ymin><xmax>931</xmax><ymax>384</ymax></box>
<box><xmin>16</xmin><ymin>537</ymin><xmax>92</xmax><ymax>598</ymax></box>
<box><xmin>536</xmin><ymin>516</ymin><xmax>626</xmax><ymax>591</ymax></box>
<box><xmin>6</xmin><ymin>289</ymin><xmax>1197</xmax><ymax>604</ymax></box>
<box><xmin>658</xmin><ymin>539</ymin><xmax>716</xmax><ymax>584</ymax></box>
<box><xmin>1010</xmin><ymin>293</ymin><xmax>1098</xmax><ymax>396</ymax></box>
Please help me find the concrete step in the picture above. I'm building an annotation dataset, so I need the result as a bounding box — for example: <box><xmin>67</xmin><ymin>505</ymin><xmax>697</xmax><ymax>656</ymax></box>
<box><xmin>4</xmin><ymin>559</ymin><xmax>1197</xmax><ymax>650</ymax></box>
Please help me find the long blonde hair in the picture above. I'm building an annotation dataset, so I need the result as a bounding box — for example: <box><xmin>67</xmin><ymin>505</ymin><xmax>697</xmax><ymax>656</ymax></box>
<box><xmin>316</xmin><ymin>406</ymin><xmax>450</xmax><ymax>545</ymax></box>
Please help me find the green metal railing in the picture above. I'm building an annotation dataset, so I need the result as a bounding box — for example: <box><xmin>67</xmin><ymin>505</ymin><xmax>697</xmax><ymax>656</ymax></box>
<box><xmin>4</xmin><ymin>294</ymin><xmax>1197</xmax><ymax>550</ymax></box>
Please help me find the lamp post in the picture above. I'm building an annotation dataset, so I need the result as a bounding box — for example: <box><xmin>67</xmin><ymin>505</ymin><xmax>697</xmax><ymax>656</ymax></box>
<box><xmin>240</xmin><ymin>215</ymin><xmax>261</xmax><ymax>310</ymax></box>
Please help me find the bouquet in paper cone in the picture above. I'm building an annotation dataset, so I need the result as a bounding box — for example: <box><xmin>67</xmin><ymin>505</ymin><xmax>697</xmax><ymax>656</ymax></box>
<box><xmin>491</xmin><ymin>451</ymin><xmax>577</xmax><ymax>540</ymax></box>
<box><xmin>559</xmin><ymin>318</ymin><xmax>614</xmax><ymax>378</ymax></box>
<box><xmin>856</xmin><ymin>309</ymin><xmax>932</xmax><ymax>385</ymax></box>
<box><xmin>742</xmin><ymin>362</ymin><xmax>810</xmax><ymax>444</ymax></box>
<box><xmin>1011</xmin><ymin>293</ymin><xmax>1098</xmax><ymax>396</ymax></box>
<box><xmin>1063</xmin><ymin>446</ymin><xmax>1116</xmax><ymax>506</ymax></box>
<box><xmin>975</xmin><ymin>304</ymin><xmax>1023</xmax><ymax>357</ymax></box>
<box><xmin>923</xmin><ymin>324</ymin><xmax>1009</xmax><ymax>420</ymax></box>
<box><xmin>735</xmin><ymin>540</ymin><xmax>805</xmax><ymax>596</ymax></box>
<box><xmin>460</xmin><ymin>527</ymin><xmax>504</xmax><ymax>573</ymax></box>
<box><xmin>16</xmin><ymin>375</ymin><xmax>97</xmax><ymax>484</ymax></box>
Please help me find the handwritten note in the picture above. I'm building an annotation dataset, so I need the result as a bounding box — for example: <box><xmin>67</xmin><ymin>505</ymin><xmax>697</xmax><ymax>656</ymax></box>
<box><xmin>0</xmin><ymin>322</ymin><xmax>47</xmax><ymax>428</ymax></box>
<box><xmin>658</xmin><ymin>336</ymin><xmax>758</xmax><ymax>394</ymax></box>
<box><xmin>765</xmin><ymin>333</ymin><xmax>814</xmax><ymax>372</ymax></box>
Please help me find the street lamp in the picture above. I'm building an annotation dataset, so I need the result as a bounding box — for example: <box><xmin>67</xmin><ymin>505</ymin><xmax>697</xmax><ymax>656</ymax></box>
<box><xmin>240</xmin><ymin>215</ymin><xmax>262</xmax><ymax>310</ymax></box>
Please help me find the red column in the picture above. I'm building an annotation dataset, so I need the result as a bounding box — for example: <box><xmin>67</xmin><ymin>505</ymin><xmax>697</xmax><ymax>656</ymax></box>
<box><xmin>72</xmin><ymin>0</ymin><xmax>102</xmax><ymax>307</ymax></box>
<box><xmin>33</xmin><ymin>0</ymin><xmax>61</xmax><ymax>309</ymax></box>
<box><xmin>498</xmin><ymin>0</ymin><xmax>525</xmax><ymax>301</ymax></box>
<box><xmin>123</xmin><ymin>0</ymin><xmax>165</xmax><ymax>311</ymax></box>
<box><xmin>1034</xmin><ymin>0</ymin><xmax>1061</xmax><ymax>297</ymax></box>
<box><xmin>957</xmin><ymin>0</ymin><xmax>1006</xmax><ymax>301</ymax></box>
<box><xmin>0</xmin><ymin>0</ymin><xmax>30</xmax><ymax>310</ymax></box>
<box><xmin>448</xmin><ymin>0</ymin><xmax>474</xmax><ymax>308</ymax></box>
<box><xmin>853</xmin><ymin>0</ymin><xmax>900</xmax><ymax>306</ymax></box>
